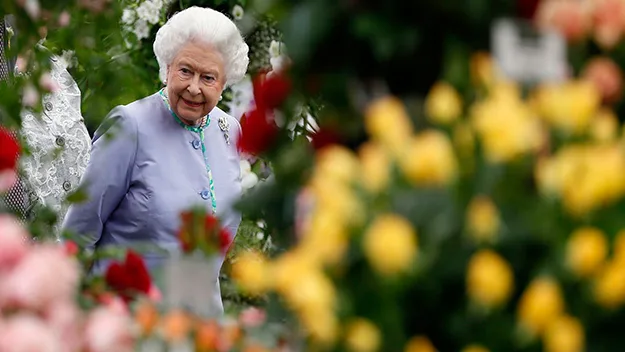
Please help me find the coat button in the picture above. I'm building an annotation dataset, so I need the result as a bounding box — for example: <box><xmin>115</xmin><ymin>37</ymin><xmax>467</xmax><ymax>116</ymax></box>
<box><xmin>200</xmin><ymin>189</ymin><xmax>210</xmax><ymax>200</ymax></box>
<box><xmin>44</xmin><ymin>102</ymin><xmax>53</xmax><ymax>111</ymax></box>
<box><xmin>62</xmin><ymin>181</ymin><xmax>71</xmax><ymax>191</ymax></box>
<box><xmin>55</xmin><ymin>136</ymin><xmax>65</xmax><ymax>147</ymax></box>
<box><xmin>191</xmin><ymin>139</ymin><xmax>201</xmax><ymax>149</ymax></box>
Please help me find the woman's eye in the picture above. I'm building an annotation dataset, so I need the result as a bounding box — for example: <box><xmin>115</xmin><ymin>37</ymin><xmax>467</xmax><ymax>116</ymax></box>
<box><xmin>180</xmin><ymin>68</ymin><xmax>191</xmax><ymax>74</ymax></box>
<box><xmin>203</xmin><ymin>75</ymin><xmax>215</xmax><ymax>82</ymax></box>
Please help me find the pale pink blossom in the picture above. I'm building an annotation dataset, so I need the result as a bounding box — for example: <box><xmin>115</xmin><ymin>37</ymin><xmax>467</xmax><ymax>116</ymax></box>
<box><xmin>58</xmin><ymin>11</ymin><xmax>71</xmax><ymax>27</ymax></box>
<box><xmin>591</xmin><ymin>0</ymin><xmax>625</xmax><ymax>49</ymax></box>
<box><xmin>0</xmin><ymin>314</ymin><xmax>61</xmax><ymax>352</ymax></box>
<box><xmin>238</xmin><ymin>307</ymin><xmax>266</xmax><ymax>327</ymax></box>
<box><xmin>535</xmin><ymin>0</ymin><xmax>592</xmax><ymax>42</ymax></box>
<box><xmin>45</xmin><ymin>301</ymin><xmax>84</xmax><ymax>352</ymax></box>
<box><xmin>148</xmin><ymin>284</ymin><xmax>162</xmax><ymax>302</ymax></box>
<box><xmin>39</xmin><ymin>72</ymin><xmax>60</xmax><ymax>93</ymax></box>
<box><xmin>84</xmin><ymin>307</ymin><xmax>135</xmax><ymax>352</ymax></box>
<box><xmin>0</xmin><ymin>170</ymin><xmax>17</xmax><ymax>193</ymax></box>
<box><xmin>21</xmin><ymin>84</ymin><xmax>39</xmax><ymax>108</ymax></box>
<box><xmin>0</xmin><ymin>214</ymin><xmax>29</xmax><ymax>271</ymax></box>
<box><xmin>2</xmin><ymin>245</ymin><xmax>80</xmax><ymax>310</ymax></box>
<box><xmin>17</xmin><ymin>0</ymin><xmax>41</xmax><ymax>19</ymax></box>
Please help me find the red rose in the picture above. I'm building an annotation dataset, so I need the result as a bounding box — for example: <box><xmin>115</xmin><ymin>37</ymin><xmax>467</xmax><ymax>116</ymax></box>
<box><xmin>253</xmin><ymin>73</ymin><xmax>292</xmax><ymax>110</ymax></box>
<box><xmin>237</xmin><ymin>108</ymin><xmax>279</xmax><ymax>155</ymax></box>
<box><xmin>104</xmin><ymin>250</ymin><xmax>151</xmax><ymax>302</ymax></box>
<box><xmin>219</xmin><ymin>228</ymin><xmax>232</xmax><ymax>254</ymax></box>
<box><xmin>0</xmin><ymin>127</ymin><xmax>20</xmax><ymax>171</ymax></box>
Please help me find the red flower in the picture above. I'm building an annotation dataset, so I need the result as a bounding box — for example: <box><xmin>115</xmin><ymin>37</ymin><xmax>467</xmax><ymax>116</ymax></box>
<box><xmin>237</xmin><ymin>108</ymin><xmax>279</xmax><ymax>155</ymax></box>
<box><xmin>517</xmin><ymin>0</ymin><xmax>541</xmax><ymax>19</ymax></box>
<box><xmin>63</xmin><ymin>241</ymin><xmax>79</xmax><ymax>256</ymax></box>
<box><xmin>253</xmin><ymin>73</ymin><xmax>292</xmax><ymax>110</ymax></box>
<box><xmin>177</xmin><ymin>210</ymin><xmax>229</xmax><ymax>255</ymax></box>
<box><xmin>311</xmin><ymin>127</ymin><xmax>342</xmax><ymax>151</ymax></box>
<box><xmin>0</xmin><ymin>127</ymin><xmax>20</xmax><ymax>171</ymax></box>
<box><xmin>219</xmin><ymin>228</ymin><xmax>232</xmax><ymax>254</ymax></box>
<box><xmin>105</xmin><ymin>250</ymin><xmax>151</xmax><ymax>302</ymax></box>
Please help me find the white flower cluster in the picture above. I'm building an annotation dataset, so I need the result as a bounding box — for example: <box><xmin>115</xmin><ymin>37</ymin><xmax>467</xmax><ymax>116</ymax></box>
<box><xmin>120</xmin><ymin>0</ymin><xmax>175</xmax><ymax>42</ymax></box>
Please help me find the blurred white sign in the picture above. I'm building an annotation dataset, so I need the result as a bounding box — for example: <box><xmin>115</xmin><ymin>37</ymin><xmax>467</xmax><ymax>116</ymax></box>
<box><xmin>492</xmin><ymin>18</ymin><xmax>567</xmax><ymax>84</ymax></box>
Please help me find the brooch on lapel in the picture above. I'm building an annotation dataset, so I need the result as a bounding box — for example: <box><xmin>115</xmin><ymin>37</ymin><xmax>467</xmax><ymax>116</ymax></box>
<box><xmin>218</xmin><ymin>116</ymin><xmax>230</xmax><ymax>145</ymax></box>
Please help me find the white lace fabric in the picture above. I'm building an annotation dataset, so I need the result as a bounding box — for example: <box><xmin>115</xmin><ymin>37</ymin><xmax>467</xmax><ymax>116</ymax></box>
<box><xmin>18</xmin><ymin>57</ymin><xmax>91</xmax><ymax>235</ymax></box>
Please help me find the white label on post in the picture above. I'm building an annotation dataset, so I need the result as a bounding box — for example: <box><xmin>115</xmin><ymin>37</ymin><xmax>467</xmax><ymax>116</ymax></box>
<box><xmin>492</xmin><ymin>18</ymin><xmax>567</xmax><ymax>84</ymax></box>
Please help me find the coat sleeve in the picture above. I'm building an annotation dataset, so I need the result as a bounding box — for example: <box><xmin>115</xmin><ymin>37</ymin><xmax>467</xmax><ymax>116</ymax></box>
<box><xmin>61</xmin><ymin>106</ymin><xmax>138</xmax><ymax>251</ymax></box>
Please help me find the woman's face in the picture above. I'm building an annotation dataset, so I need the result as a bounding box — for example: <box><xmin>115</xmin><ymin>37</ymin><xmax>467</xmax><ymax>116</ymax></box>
<box><xmin>166</xmin><ymin>41</ymin><xmax>226</xmax><ymax>124</ymax></box>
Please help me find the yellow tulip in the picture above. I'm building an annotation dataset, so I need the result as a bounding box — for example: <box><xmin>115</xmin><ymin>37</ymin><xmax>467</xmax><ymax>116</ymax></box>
<box><xmin>358</xmin><ymin>141</ymin><xmax>391</xmax><ymax>193</ymax></box>
<box><xmin>404</xmin><ymin>336</ymin><xmax>437</xmax><ymax>352</ymax></box>
<box><xmin>465</xmin><ymin>195</ymin><xmax>500</xmax><ymax>243</ymax></box>
<box><xmin>593</xmin><ymin>259</ymin><xmax>625</xmax><ymax>308</ymax></box>
<box><xmin>466</xmin><ymin>249</ymin><xmax>514</xmax><ymax>307</ymax></box>
<box><xmin>543</xmin><ymin>315</ymin><xmax>585</xmax><ymax>352</ymax></box>
<box><xmin>363</xmin><ymin>213</ymin><xmax>418</xmax><ymax>276</ymax></box>
<box><xmin>517</xmin><ymin>277</ymin><xmax>565</xmax><ymax>336</ymax></box>
<box><xmin>425</xmin><ymin>81</ymin><xmax>463</xmax><ymax>125</ymax></box>
<box><xmin>399</xmin><ymin>130</ymin><xmax>458</xmax><ymax>186</ymax></box>
<box><xmin>590</xmin><ymin>109</ymin><xmax>618</xmax><ymax>143</ymax></box>
<box><xmin>299</xmin><ymin>307</ymin><xmax>339</xmax><ymax>345</ymax></box>
<box><xmin>314</xmin><ymin>145</ymin><xmax>361</xmax><ymax>184</ymax></box>
<box><xmin>565</xmin><ymin>227</ymin><xmax>608</xmax><ymax>278</ymax></box>
<box><xmin>230</xmin><ymin>250</ymin><xmax>271</xmax><ymax>295</ymax></box>
<box><xmin>365</xmin><ymin>96</ymin><xmax>414</xmax><ymax>157</ymax></box>
<box><xmin>534</xmin><ymin>80</ymin><xmax>600</xmax><ymax>135</ymax></box>
<box><xmin>299</xmin><ymin>209</ymin><xmax>349</xmax><ymax>266</ymax></box>
<box><xmin>344</xmin><ymin>318</ymin><xmax>381</xmax><ymax>352</ymax></box>
<box><xmin>470</xmin><ymin>52</ymin><xmax>500</xmax><ymax>88</ymax></box>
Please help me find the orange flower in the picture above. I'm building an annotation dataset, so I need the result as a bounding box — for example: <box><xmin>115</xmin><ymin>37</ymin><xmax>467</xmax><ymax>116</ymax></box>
<box><xmin>591</xmin><ymin>0</ymin><xmax>625</xmax><ymax>49</ymax></box>
<box><xmin>134</xmin><ymin>301</ymin><xmax>159</xmax><ymax>336</ymax></box>
<box><xmin>581</xmin><ymin>57</ymin><xmax>623</xmax><ymax>104</ymax></box>
<box><xmin>195</xmin><ymin>320</ymin><xmax>220</xmax><ymax>351</ymax></box>
<box><xmin>161</xmin><ymin>310</ymin><xmax>192</xmax><ymax>342</ymax></box>
<box><xmin>535</xmin><ymin>0</ymin><xmax>591</xmax><ymax>42</ymax></box>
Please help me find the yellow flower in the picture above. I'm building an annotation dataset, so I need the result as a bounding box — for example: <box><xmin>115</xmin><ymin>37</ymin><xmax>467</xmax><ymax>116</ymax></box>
<box><xmin>613</xmin><ymin>230</ymin><xmax>625</xmax><ymax>263</ymax></box>
<box><xmin>358</xmin><ymin>141</ymin><xmax>391</xmax><ymax>193</ymax></box>
<box><xmin>230</xmin><ymin>250</ymin><xmax>271</xmax><ymax>295</ymax></box>
<box><xmin>299</xmin><ymin>307</ymin><xmax>339</xmax><ymax>345</ymax></box>
<box><xmin>299</xmin><ymin>209</ymin><xmax>349</xmax><ymax>266</ymax></box>
<box><xmin>399</xmin><ymin>130</ymin><xmax>458</xmax><ymax>186</ymax></box>
<box><xmin>465</xmin><ymin>195</ymin><xmax>500</xmax><ymax>243</ymax></box>
<box><xmin>310</xmin><ymin>177</ymin><xmax>364</xmax><ymax>227</ymax></box>
<box><xmin>344</xmin><ymin>318</ymin><xmax>381</xmax><ymax>352</ymax></box>
<box><xmin>425</xmin><ymin>81</ymin><xmax>462</xmax><ymax>125</ymax></box>
<box><xmin>534</xmin><ymin>80</ymin><xmax>600</xmax><ymax>135</ymax></box>
<box><xmin>404</xmin><ymin>336</ymin><xmax>437</xmax><ymax>352</ymax></box>
<box><xmin>542</xmin><ymin>315</ymin><xmax>585</xmax><ymax>352</ymax></box>
<box><xmin>565</xmin><ymin>227</ymin><xmax>608</xmax><ymax>278</ymax></box>
<box><xmin>466</xmin><ymin>249</ymin><xmax>514</xmax><ymax>307</ymax></box>
<box><xmin>314</xmin><ymin>145</ymin><xmax>361</xmax><ymax>185</ymax></box>
<box><xmin>590</xmin><ymin>108</ymin><xmax>618</xmax><ymax>143</ymax></box>
<box><xmin>365</xmin><ymin>96</ymin><xmax>414</xmax><ymax>157</ymax></box>
<box><xmin>470</xmin><ymin>52</ymin><xmax>500</xmax><ymax>88</ymax></box>
<box><xmin>363</xmin><ymin>213</ymin><xmax>418</xmax><ymax>276</ymax></box>
<box><xmin>272</xmin><ymin>251</ymin><xmax>336</xmax><ymax>313</ymax></box>
<box><xmin>593</xmin><ymin>259</ymin><xmax>625</xmax><ymax>308</ymax></box>
<box><xmin>517</xmin><ymin>277</ymin><xmax>565</xmax><ymax>336</ymax></box>
<box><xmin>462</xmin><ymin>345</ymin><xmax>490</xmax><ymax>352</ymax></box>
<box><xmin>470</xmin><ymin>87</ymin><xmax>543</xmax><ymax>163</ymax></box>
<box><xmin>537</xmin><ymin>144</ymin><xmax>625</xmax><ymax>216</ymax></box>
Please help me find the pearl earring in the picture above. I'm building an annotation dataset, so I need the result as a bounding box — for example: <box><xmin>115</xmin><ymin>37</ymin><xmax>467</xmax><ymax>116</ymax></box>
<box><xmin>219</xmin><ymin>95</ymin><xmax>223</xmax><ymax>101</ymax></box>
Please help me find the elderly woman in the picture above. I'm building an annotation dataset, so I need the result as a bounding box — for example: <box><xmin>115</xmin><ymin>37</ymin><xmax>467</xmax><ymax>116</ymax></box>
<box><xmin>62</xmin><ymin>7</ymin><xmax>248</xmax><ymax>312</ymax></box>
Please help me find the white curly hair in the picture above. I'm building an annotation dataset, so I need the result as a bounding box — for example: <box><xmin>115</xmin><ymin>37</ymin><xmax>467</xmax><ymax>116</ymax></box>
<box><xmin>153</xmin><ymin>6</ymin><xmax>249</xmax><ymax>87</ymax></box>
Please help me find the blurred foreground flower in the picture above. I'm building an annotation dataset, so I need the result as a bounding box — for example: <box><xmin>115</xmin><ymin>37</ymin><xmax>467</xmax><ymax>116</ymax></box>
<box><xmin>344</xmin><ymin>318</ymin><xmax>381</xmax><ymax>352</ymax></box>
<box><xmin>465</xmin><ymin>195</ymin><xmax>501</xmax><ymax>243</ymax></box>
<box><xmin>565</xmin><ymin>227</ymin><xmax>608</xmax><ymax>278</ymax></box>
<box><xmin>104</xmin><ymin>250</ymin><xmax>152</xmax><ymax>303</ymax></box>
<box><xmin>581</xmin><ymin>57</ymin><xmax>623</xmax><ymax>105</ymax></box>
<box><xmin>399</xmin><ymin>130</ymin><xmax>458</xmax><ymax>186</ymax></box>
<box><xmin>0</xmin><ymin>127</ymin><xmax>20</xmax><ymax>192</ymax></box>
<box><xmin>365</xmin><ymin>96</ymin><xmax>413</xmax><ymax>158</ymax></box>
<box><xmin>543</xmin><ymin>314</ymin><xmax>585</xmax><ymax>352</ymax></box>
<box><xmin>517</xmin><ymin>277</ymin><xmax>565</xmax><ymax>337</ymax></box>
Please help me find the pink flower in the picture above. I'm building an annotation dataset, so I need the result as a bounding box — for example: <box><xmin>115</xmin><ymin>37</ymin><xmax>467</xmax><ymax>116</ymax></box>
<box><xmin>0</xmin><ymin>169</ymin><xmax>18</xmax><ymax>193</ymax></box>
<box><xmin>84</xmin><ymin>307</ymin><xmax>135</xmax><ymax>352</ymax></box>
<box><xmin>39</xmin><ymin>72</ymin><xmax>60</xmax><ymax>93</ymax></box>
<box><xmin>535</xmin><ymin>0</ymin><xmax>591</xmax><ymax>42</ymax></box>
<box><xmin>0</xmin><ymin>214</ymin><xmax>29</xmax><ymax>271</ymax></box>
<box><xmin>147</xmin><ymin>284</ymin><xmax>162</xmax><ymax>302</ymax></box>
<box><xmin>21</xmin><ymin>84</ymin><xmax>39</xmax><ymax>108</ymax></box>
<box><xmin>44</xmin><ymin>301</ymin><xmax>83</xmax><ymax>352</ymax></box>
<box><xmin>591</xmin><ymin>0</ymin><xmax>625</xmax><ymax>49</ymax></box>
<box><xmin>238</xmin><ymin>307</ymin><xmax>266</xmax><ymax>327</ymax></box>
<box><xmin>58</xmin><ymin>11</ymin><xmax>71</xmax><ymax>27</ymax></box>
<box><xmin>2</xmin><ymin>244</ymin><xmax>80</xmax><ymax>310</ymax></box>
<box><xmin>0</xmin><ymin>314</ymin><xmax>61</xmax><ymax>352</ymax></box>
